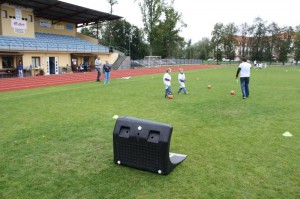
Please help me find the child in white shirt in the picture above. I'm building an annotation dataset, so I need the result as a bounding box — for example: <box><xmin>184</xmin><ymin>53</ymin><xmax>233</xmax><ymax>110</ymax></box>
<box><xmin>177</xmin><ymin>68</ymin><xmax>188</xmax><ymax>94</ymax></box>
<box><xmin>163</xmin><ymin>68</ymin><xmax>172</xmax><ymax>97</ymax></box>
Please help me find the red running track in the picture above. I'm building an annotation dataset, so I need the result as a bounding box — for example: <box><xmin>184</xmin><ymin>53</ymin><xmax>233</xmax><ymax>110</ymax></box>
<box><xmin>0</xmin><ymin>65</ymin><xmax>215</xmax><ymax>92</ymax></box>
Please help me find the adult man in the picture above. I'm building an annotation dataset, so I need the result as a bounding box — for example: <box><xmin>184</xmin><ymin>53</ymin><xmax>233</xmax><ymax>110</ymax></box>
<box><xmin>236</xmin><ymin>58</ymin><xmax>252</xmax><ymax>99</ymax></box>
<box><xmin>95</xmin><ymin>56</ymin><xmax>102</xmax><ymax>81</ymax></box>
<box><xmin>163</xmin><ymin>68</ymin><xmax>172</xmax><ymax>98</ymax></box>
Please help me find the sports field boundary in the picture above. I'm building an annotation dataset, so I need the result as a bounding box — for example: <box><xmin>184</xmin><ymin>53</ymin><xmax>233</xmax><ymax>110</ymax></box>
<box><xmin>0</xmin><ymin>65</ymin><xmax>216</xmax><ymax>92</ymax></box>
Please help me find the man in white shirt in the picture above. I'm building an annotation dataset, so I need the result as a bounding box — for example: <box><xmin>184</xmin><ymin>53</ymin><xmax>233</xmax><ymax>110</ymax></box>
<box><xmin>163</xmin><ymin>68</ymin><xmax>172</xmax><ymax>98</ymax></box>
<box><xmin>95</xmin><ymin>56</ymin><xmax>102</xmax><ymax>81</ymax></box>
<box><xmin>236</xmin><ymin>58</ymin><xmax>252</xmax><ymax>99</ymax></box>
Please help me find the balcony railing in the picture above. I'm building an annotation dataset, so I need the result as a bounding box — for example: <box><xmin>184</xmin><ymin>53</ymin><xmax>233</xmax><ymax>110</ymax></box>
<box><xmin>0</xmin><ymin>40</ymin><xmax>109</xmax><ymax>53</ymax></box>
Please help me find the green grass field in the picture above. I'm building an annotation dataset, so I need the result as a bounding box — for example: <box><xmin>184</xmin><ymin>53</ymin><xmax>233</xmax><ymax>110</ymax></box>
<box><xmin>1</xmin><ymin>66</ymin><xmax>299</xmax><ymax>199</ymax></box>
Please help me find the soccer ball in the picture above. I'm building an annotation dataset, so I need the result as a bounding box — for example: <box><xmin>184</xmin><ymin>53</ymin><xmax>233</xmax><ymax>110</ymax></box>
<box><xmin>207</xmin><ymin>85</ymin><xmax>212</xmax><ymax>89</ymax></box>
<box><xmin>167</xmin><ymin>93</ymin><xmax>173</xmax><ymax>99</ymax></box>
<box><xmin>230</xmin><ymin>90</ymin><xmax>235</xmax><ymax>95</ymax></box>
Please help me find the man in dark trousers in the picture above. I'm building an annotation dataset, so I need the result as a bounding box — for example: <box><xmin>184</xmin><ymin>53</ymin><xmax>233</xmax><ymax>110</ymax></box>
<box><xmin>83</xmin><ymin>60</ymin><xmax>88</xmax><ymax>72</ymax></box>
<box><xmin>94</xmin><ymin>56</ymin><xmax>102</xmax><ymax>81</ymax></box>
<box><xmin>236</xmin><ymin>58</ymin><xmax>252</xmax><ymax>99</ymax></box>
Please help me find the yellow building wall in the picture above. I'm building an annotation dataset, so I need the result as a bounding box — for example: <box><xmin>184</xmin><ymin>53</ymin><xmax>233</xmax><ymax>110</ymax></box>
<box><xmin>35</xmin><ymin>17</ymin><xmax>76</xmax><ymax>37</ymax></box>
<box><xmin>76</xmin><ymin>32</ymin><xmax>98</xmax><ymax>44</ymax></box>
<box><xmin>0</xmin><ymin>4</ymin><xmax>119</xmax><ymax>71</ymax></box>
<box><xmin>101</xmin><ymin>53</ymin><xmax>118</xmax><ymax>65</ymax></box>
<box><xmin>72</xmin><ymin>53</ymin><xmax>118</xmax><ymax>66</ymax></box>
<box><xmin>0</xmin><ymin>8</ymin><xmax>2</xmax><ymax>35</ymax></box>
<box><xmin>86</xmin><ymin>53</ymin><xmax>118</xmax><ymax>66</ymax></box>
<box><xmin>0</xmin><ymin>4</ymin><xmax>77</xmax><ymax>38</ymax></box>
<box><xmin>0</xmin><ymin>4</ymin><xmax>35</xmax><ymax>38</ymax></box>
<box><xmin>21</xmin><ymin>52</ymin><xmax>71</xmax><ymax>69</ymax></box>
<box><xmin>0</xmin><ymin>52</ymin><xmax>121</xmax><ymax>70</ymax></box>
<box><xmin>0</xmin><ymin>52</ymin><xmax>118</xmax><ymax>69</ymax></box>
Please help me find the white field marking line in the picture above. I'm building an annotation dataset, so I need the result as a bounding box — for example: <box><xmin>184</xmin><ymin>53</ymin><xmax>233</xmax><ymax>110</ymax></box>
<box><xmin>254</xmin><ymin>85</ymin><xmax>300</xmax><ymax>91</ymax></box>
<box><xmin>0</xmin><ymin>83</ymin><xmax>99</xmax><ymax>101</ymax></box>
<box><xmin>0</xmin><ymin>77</ymin><xmax>140</xmax><ymax>101</ymax></box>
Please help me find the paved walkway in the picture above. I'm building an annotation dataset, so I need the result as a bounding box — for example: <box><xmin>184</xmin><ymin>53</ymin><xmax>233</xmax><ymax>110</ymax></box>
<box><xmin>0</xmin><ymin>65</ymin><xmax>215</xmax><ymax>92</ymax></box>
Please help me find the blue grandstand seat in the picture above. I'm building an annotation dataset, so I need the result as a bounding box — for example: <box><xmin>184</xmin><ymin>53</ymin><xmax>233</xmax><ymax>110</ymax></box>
<box><xmin>0</xmin><ymin>32</ymin><xmax>108</xmax><ymax>53</ymax></box>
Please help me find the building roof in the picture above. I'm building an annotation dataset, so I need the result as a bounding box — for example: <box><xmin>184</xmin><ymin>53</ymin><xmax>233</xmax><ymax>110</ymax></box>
<box><xmin>1</xmin><ymin>0</ymin><xmax>122</xmax><ymax>26</ymax></box>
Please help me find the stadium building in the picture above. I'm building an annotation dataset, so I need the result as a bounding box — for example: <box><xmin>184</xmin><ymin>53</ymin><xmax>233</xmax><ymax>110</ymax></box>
<box><xmin>0</xmin><ymin>0</ymin><xmax>123</xmax><ymax>77</ymax></box>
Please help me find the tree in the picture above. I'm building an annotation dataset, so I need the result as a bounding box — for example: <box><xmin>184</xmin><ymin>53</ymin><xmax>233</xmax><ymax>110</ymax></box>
<box><xmin>130</xmin><ymin>26</ymin><xmax>149</xmax><ymax>59</ymax></box>
<box><xmin>248</xmin><ymin>17</ymin><xmax>268</xmax><ymax>62</ymax></box>
<box><xmin>211</xmin><ymin>23</ymin><xmax>224</xmax><ymax>64</ymax></box>
<box><xmin>265</xmin><ymin>22</ymin><xmax>281</xmax><ymax>64</ymax></box>
<box><xmin>151</xmin><ymin>0</ymin><xmax>186</xmax><ymax>58</ymax></box>
<box><xmin>222</xmin><ymin>23</ymin><xmax>238</xmax><ymax>61</ymax></box>
<box><xmin>276</xmin><ymin>26</ymin><xmax>294</xmax><ymax>65</ymax></box>
<box><xmin>134</xmin><ymin>0</ymin><xmax>165</xmax><ymax>55</ymax></box>
<box><xmin>80</xmin><ymin>27</ymin><xmax>96</xmax><ymax>38</ymax></box>
<box><xmin>294</xmin><ymin>25</ymin><xmax>300</xmax><ymax>65</ymax></box>
<box><xmin>99</xmin><ymin>19</ymin><xmax>148</xmax><ymax>59</ymax></box>
<box><xmin>216</xmin><ymin>48</ymin><xmax>223</xmax><ymax>63</ymax></box>
<box><xmin>191</xmin><ymin>38</ymin><xmax>211</xmax><ymax>60</ymax></box>
<box><xmin>184</xmin><ymin>39</ymin><xmax>193</xmax><ymax>59</ymax></box>
<box><xmin>239</xmin><ymin>23</ymin><xmax>250</xmax><ymax>59</ymax></box>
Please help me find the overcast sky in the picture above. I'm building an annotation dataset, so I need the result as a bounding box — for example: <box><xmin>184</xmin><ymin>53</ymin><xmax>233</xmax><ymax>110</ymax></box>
<box><xmin>62</xmin><ymin>0</ymin><xmax>300</xmax><ymax>43</ymax></box>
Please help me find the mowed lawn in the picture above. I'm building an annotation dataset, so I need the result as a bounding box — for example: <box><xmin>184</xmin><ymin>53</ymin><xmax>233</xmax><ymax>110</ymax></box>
<box><xmin>0</xmin><ymin>65</ymin><xmax>299</xmax><ymax>199</ymax></box>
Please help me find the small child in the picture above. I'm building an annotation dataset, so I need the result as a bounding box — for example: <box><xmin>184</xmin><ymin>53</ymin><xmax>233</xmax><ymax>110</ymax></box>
<box><xmin>163</xmin><ymin>68</ymin><xmax>172</xmax><ymax>97</ymax></box>
<box><xmin>177</xmin><ymin>68</ymin><xmax>188</xmax><ymax>94</ymax></box>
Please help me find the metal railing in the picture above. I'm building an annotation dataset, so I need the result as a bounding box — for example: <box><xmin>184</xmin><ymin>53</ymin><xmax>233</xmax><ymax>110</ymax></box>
<box><xmin>0</xmin><ymin>40</ymin><xmax>109</xmax><ymax>53</ymax></box>
<box><xmin>131</xmin><ymin>58</ymin><xmax>203</xmax><ymax>68</ymax></box>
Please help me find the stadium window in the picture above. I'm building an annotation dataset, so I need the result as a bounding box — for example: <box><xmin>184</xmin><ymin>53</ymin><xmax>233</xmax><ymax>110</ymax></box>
<box><xmin>32</xmin><ymin>57</ymin><xmax>40</xmax><ymax>68</ymax></box>
<box><xmin>28</xmin><ymin>15</ymin><xmax>32</xmax><ymax>22</ymax></box>
<box><xmin>2</xmin><ymin>56</ymin><xmax>14</xmax><ymax>68</ymax></box>
<box><xmin>1</xmin><ymin>10</ymin><xmax>7</xmax><ymax>18</ymax></box>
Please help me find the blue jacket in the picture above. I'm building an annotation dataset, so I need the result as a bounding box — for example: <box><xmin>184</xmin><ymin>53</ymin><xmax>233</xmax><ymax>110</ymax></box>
<box><xmin>17</xmin><ymin>63</ymin><xmax>23</xmax><ymax>70</ymax></box>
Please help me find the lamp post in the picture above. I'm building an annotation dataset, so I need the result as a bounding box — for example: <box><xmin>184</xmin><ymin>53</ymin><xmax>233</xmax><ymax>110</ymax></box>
<box><xmin>123</xmin><ymin>21</ymin><xmax>132</xmax><ymax>58</ymax></box>
<box><xmin>128</xmin><ymin>34</ymin><xmax>132</xmax><ymax>58</ymax></box>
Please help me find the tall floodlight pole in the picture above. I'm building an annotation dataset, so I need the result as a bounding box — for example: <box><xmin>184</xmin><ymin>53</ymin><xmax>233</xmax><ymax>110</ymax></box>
<box><xmin>108</xmin><ymin>0</ymin><xmax>118</xmax><ymax>46</ymax></box>
<box><xmin>128</xmin><ymin>34</ymin><xmax>132</xmax><ymax>58</ymax></box>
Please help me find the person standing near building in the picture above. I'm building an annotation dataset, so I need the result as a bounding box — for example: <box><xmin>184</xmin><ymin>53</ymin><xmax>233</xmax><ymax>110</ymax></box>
<box><xmin>95</xmin><ymin>56</ymin><xmax>102</xmax><ymax>81</ymax></box>
<box><xmin>103</xmin><ymin>61</ymin><xmax>111</xmax><ymax>84</ymax></box>
<box><xmin>236</xmin><ymin>58</ymin><xmax>252</xmax><ymax>99</ymax></box>
<box><xmin>163</xmin><ymin>68</ymin><xmax>172</xmax><ymax>98</ymax></box>
<box><xmin>177</xmin><ymin>68</ymin><xmax>188</xmax><ymax>94</ymax></box>
<box><xmin>17</xmin><ymin>60</ymin><xmax>23</xmax><ymax>78</ymax></box>
<box><xmin>83</xmin><ymin>60</ymin><xmax>88</xmax><ymax>72</ymax></box>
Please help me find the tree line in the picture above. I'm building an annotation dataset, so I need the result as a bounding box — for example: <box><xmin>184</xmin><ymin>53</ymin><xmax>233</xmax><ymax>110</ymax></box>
<box><xmin>210</xmin><ymin>18</ymin><xmax>300</xmax><ymax>64</ymax></box>
<box><xmin>80</xmin><ymin>0</ymin><xmax>300</xmax><ymax>64</ymax></box>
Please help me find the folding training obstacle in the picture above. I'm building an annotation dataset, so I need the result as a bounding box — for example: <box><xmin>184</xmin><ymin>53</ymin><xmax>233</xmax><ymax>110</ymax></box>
<box><xmin>113</xmin><ymin>116</ymin><xmax>187</xmax><ymax>175</ymax></box>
